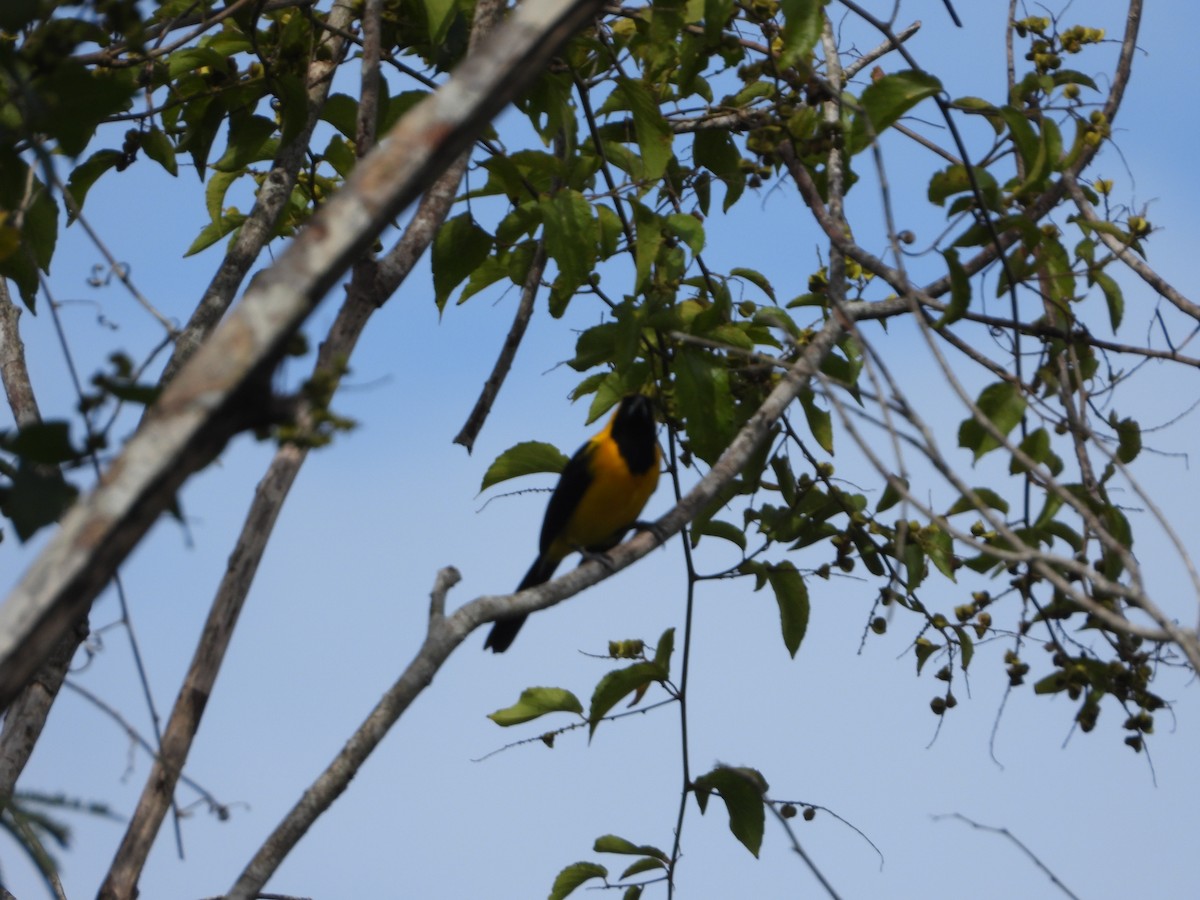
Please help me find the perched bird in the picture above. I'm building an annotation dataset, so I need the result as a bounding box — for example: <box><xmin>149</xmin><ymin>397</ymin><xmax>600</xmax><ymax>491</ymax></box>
<box><xmin>484</xmin><ymin>394</ymin><xmax>662</xmax><ymax>652</ymax></box>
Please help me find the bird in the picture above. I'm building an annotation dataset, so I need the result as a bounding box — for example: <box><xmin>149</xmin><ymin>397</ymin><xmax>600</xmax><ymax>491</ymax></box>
<box><xmin>484</xmin><ymin>393</ymin><xmax>662</xmax><ymax>652</ymax></box>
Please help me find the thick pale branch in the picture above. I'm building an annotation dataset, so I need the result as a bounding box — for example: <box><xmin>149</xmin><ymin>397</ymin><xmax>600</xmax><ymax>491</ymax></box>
<box><xmin>0</xmin><ymin>0</ymin><xmax>612</xmax><ymax>710</ymax></box>
<box><xmin>96</xmin><ymin>0</ymin><xmax>513</xmax><ymax>893</ymax></box>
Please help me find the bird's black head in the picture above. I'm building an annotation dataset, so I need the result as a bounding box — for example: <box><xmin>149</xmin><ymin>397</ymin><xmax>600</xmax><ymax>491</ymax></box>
<box><xmin>610</xmin><ymin>394</ymin><xmax>658</xmax><ymax>473</ymax></box>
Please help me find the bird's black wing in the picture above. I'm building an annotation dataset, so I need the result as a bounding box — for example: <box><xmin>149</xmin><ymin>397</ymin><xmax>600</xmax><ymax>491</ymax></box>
<box><xmin>538</xmin><ymin>440</ymin><xmax>596</xmax><ymax>555</ymax></box>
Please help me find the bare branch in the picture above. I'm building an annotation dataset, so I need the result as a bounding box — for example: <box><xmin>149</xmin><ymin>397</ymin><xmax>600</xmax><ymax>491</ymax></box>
<box><xmin>933</xmin><ymin>813</ymin><xmax>1082</xmax><ymax>900</ymax></box>
<box><xmin>454</xmin><ymin>242</ymin><xmax>547</xmax><ymax>452</ymax></box>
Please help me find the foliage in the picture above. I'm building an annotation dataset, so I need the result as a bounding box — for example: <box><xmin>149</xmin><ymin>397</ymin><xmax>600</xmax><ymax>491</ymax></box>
<box><xmin>0</xmin><ymin>0</ymin><xmax>1194</xmax><ymax>896</ymax></box>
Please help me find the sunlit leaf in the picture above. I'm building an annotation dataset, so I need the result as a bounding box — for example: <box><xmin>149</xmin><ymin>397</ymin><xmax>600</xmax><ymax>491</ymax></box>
<box><xmin>480</xmin><ymin>441</ymin><xmax>569</xmax><ymax>492</ymax></box>
<box><xmin>487</xmin><ymin>687</ymin><xmax>583</xmax><ymax>726</ymax></box>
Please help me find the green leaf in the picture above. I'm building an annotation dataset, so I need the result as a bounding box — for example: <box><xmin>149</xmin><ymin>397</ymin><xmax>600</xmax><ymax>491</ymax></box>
<box><xmin>1092</xmin><ymin>269</ymin><xmax>1124</xmax><ymax>331</ymax></box>
<box><xmin>799</xmin><ymin>390</ymin><xmax>833</xmax><ymax>454</ymax></box>
<box><xmin>693</xmin><ymin>130</ymin><xmax>745</xmax><ymax>210</ymax></box>
<box><xmin>203</xmin><ymin>170</ymin><xmax>240</xmax><ymax>222</ymax></box>
<box><xmin>730</xmin><ymin>267</ymin><xmax>776</xmax><ymax>301</ymax></box>
<box><xmin>652</xmin><ymin>627</ymin><xmax>675</xmax><ymax>670</ymax></box>
<box><xmin>319</xmin><ymin>93</ymin><xmax>360</xmax><ymax>139</ymax></box>
<box><xmin>945</xmin><ymin>487</ymin><xmax>1010</xmax><ymax>516</ymax></box>
<box><xmin>212</xmin><ymin>114</ymin><xmax>277</xmax><ymax>172</ymax></box>
<box><xmin>487</xmin><ymin>687</ymin><xmax>583</xmax><ymax>726</ymax></box>
<box><xmin>1111</xmin><ymin>416</ymin><xmax>1141</xmax><ymax>465</ymax></box>
<box><xmin>1033</xmin><ymin>671</ymin><xmax>1068</xmax><ymax>695</ymax></box>
<box><xmin>7</xmin><ymin>462</ymin><xmax>78</xmax><ymax>542</ymax></box>
<box><xmin>665</xmin><ymin>213</ymin><xmax>705</xmax><ymax>254</ymax></box>
<box><xmin>3</xmin><ymin>421</ymin><xmax>79</xmax><ymax>465</ymax></box>
<box><xmin>422</xmin><ymin>0</ymin><xmax>457</xmax><ymax>45</ymax></box>
<box><xmin>589</xmin><ymin>661</ymin><xmax>667</xmax><ymax>736</ymax></box>
<box><xmin>957</xmin><ymin>381</ymin><xmax>1026</xmax><ymax>461</ymax></box>
<box><xmin>913</xmin><ymin>637</ymin><xmax>940</xmax><ymax>674</ymax></box>
<box><xmin>848</xmin><ymin>70</ymin><xmax>942</xmax><ymax>154</ymax></box>
<box><xmin>928</xmin><ymin>165</ymin><xmax>999</xmax><ymax>209</ymax></box>
<box><xmin>614</xmin><ymin>78</ymin><xmax>673</xmax><ymax>181</ymax></box>
<box><xmin>593</xmin><ymin>835</ymin><xmax>668</xmax><ymax>860</ymax></box>
<box><xmin>549</xmin><ymin>862</ymin><xmax>607</xmax><ymax>900</ymax></box>
<box><xmin>999</xmin><ymin>106</ymin><xmax>1040</xmax><ymax>174</ymax></box>
<box><xmin>765</xmin><ymin>562</ymin><xmax>809</xmax><ymax>657</ymax></box>
<box><xmin>480</xmin><ymin>441</ymin><xmax>569</xmax><ymax>492</ymax></box>
<box><xmin>432</xmin><ymin>213</ymin><xmax>493</xmax><ymax>311</ymax></box>
<box><xmin>1011</xmin><ymin>427</ymin><xmax>1063</xmax><ymax>476</ymax></box>
<box><xmin>620</xmin><ymin>858</ymin><xmax>665</xmax><ymax>879</ymax></box>
<box><xmin>693</xmin><ymin>766</ymin><xmax>767</xmax><ymax>857</ymax></box>
<box><xmin>674</xmin><ymin>345</ymin><xmax>734</xmax><ymax>465</ymax></box>
<box><xmin>185</xmin><ymin>212</ymin><xmax>246</xmax><ymax>256</ymax></box>
<box><xmin>874</xmin><ymin>477</ymin><xmax>908</xmax><ymax>513</ymax></box>
<box><xmin>920</xmin><ymin>526</ymin><xmax>956</xmax><ymax>580</ymax></box>
<box><xmin>540</xmin><ymin>190</ymin><xmax>598</xmax><ymax>316</ymax></box>
<box><xmin>935</xmin><ymin>247</ymin><xmax>971</xmax><ymax>326</ymax></box>
<box><xmin>33</xmin><ymin>64</ymin><xmax>137</xmax><ymax>156</ymax></box>
<box><xmin>142</xmin><ymin>126</ymin><xmax>178</xmax><ymax>177</ymax></box>
<box><xmin>65</xmin><ymin>150</ymin><xmax>122</xmax><ymax>221</ymax></box>
<box><xmin>693</xmin><ymin>518</ymin><xmax>747</xmax><ymax>550</ymax></box>
<box><xmin>778</xmin><ymin>0</ymin><xmax>828</xmax><ymax>69</ymax></box>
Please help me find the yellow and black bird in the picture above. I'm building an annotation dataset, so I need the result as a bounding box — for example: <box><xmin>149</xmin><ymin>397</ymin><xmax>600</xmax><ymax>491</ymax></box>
<box><xmin>484</xmin><ymin>394</ymin><xmax>662</xmax><ymax>652</ymax></box>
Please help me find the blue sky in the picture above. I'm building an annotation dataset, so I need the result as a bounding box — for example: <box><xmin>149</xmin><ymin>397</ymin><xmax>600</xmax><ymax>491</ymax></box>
<box><xmin>3</xmin><ymin>1</ymin><xmax>1199</xmax><ymax>898</ymax></box>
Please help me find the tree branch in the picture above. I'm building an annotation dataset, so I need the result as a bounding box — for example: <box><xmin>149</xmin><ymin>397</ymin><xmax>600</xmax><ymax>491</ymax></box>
<box><xmin>0</xmin><ymin>0</ymin><xmax>614</xmax><ymax>711</ymax></box>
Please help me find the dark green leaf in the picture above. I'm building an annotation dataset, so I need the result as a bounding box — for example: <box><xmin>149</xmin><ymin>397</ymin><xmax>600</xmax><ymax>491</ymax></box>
<box><xmin>540</xmin><ymin>190</ymin><xmax>598</xmax><ymax>316</ymax></box>
<box><xmin>589</xmin><ymin>661</ymin><xmax>667</xmax><ymax>736</ymax></box>
<box><xmin>615</xmin><ymin>78</ymin><xmax>673</xmax><ymax>180</ymax></box>
<box><xmin>1112</xmin><ymin>416</ymin><xmax>1141</xmax><ymax>464</ymax></box>
<box><xmin>480</xmin><ymin>441</ymin><xmax>569</xmax><ymax>492</ymax></box>
<box><xmin>693</xmin><ymin>518</ymin><xmax>747</xmax><ymax>550</ymax></box>
<box><xmin>65</xmin><ymin>151</ymin><xmax>122</xmax><ymax>221</ymax></box>
<box><xmin>1092</xmin><ymin>269</ymin><xmax>1124</xmax><ymax>331</ymax></box>
<box><xmin>594</xmin><ymin>835</ymin><xmax>667</xmax><ymax>860</ymax></box>
<box><xmin>765</xmin><ymin>562</ymin><xmax>809</xmax><ymax>657</ymax></box>
<box><xmin>848</xmin><ymin>70</ymin><xmax>942</xmax><ymax>154</ymax></box>
<box><xmin>914</xmin><ymin>638</ymin><xmax>940</xmax><ymax>674</ymax></box>
<box><xmin>957</xmin><ymin>381</ymin><xmax>1026</xmax><ymax>461</ymax></box>
<box><xmin>549</xmin><ymin>862</ymin><xmax>607</xmax><ymax>900</ymax></box>
<box><xmin>142</xmin><ymin>126</ymin><xmax>178</xmax><ymax>177</ymax></box>
<box><xmin>876</xmin><ymin>476</ymin><xmax>908</xmax><ymax>512</ymax></box>
<box><xmin>799</xmin><ymin>390</ymin><xmax>833</xmax><ymax>454</ymax></box>
<box><xmin>935</xmin><ymin>247</ymin><xmax>971</xmax><ymax>326</ymax></box>
<box><xmin>693</xmin><ymin>766</ymin><xmax>767</xmax><ymax>857</ymax></box>
<box><xmin>945</xmin><ymin>487</ymin><xmax>1010</xmax><ymax>516</ymax></box>
<box><xmin>212</xmin><ymin>114</ymin><xmax>277</xmax><ymax>172</ymax></box>
<box><xmin>432</xmin><ymin>213</ymin><xmax>493</xmax><ymax>311</ymax></box>
<box><xmin>3</xmin><ymin>421</ymin><xmax>78</xmax><ymax>465</ymax></box>
<box><xmin>7</xmin><ymin>463</ymin><xmax>78</xmax><ymax>542</ymax></box>
<box><xmin>319</xmin><ymin>94</ymin><xmax>360</xmax><ymax>139</ymax></box>
<box><xmin>620</xmin><ymin>858</ymin><xmax>665</xmax><ymax>879</ymax></box>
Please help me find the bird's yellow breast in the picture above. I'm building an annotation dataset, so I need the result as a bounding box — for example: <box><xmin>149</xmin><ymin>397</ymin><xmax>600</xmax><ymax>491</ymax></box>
<box><xmin>554</xmin><ymin>431</ymin><xmax>660</xmax><ymax>555</ymax></box>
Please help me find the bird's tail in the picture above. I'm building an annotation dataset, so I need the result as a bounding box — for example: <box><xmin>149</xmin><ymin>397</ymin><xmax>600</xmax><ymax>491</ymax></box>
<box><xmin>483</xmin><ymin>554</ymin><xmax>561</xmax><ymax>652</ymax></box>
